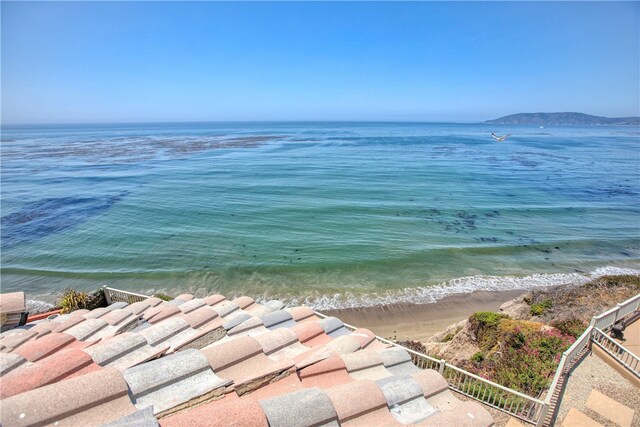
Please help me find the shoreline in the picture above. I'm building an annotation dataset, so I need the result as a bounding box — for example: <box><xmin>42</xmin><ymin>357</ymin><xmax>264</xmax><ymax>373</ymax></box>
<box><xmin>323</xmin><ymin>289</ymin><xmax>526</xmax><ymax>342</ymax></box>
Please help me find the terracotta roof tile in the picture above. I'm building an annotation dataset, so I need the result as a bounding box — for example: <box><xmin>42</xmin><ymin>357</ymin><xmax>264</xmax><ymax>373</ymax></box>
<box><xmin>182</xmin><ymin>306</ymin><xmax>222</xmax><ymax>329</ymax></box>
<box><xmin>0</xmin><ymin>292</ymin><xmax>25</xmax><ymax>315</ymax></box>
<box><xmin>0</xmin><ymin>291</ymin><xmax>495</xmax><ymax>427</ymax></box>
<box><xmin>83</xmin><ymin>307</ymin><xmax>111</xmax><ymax>319</ymax></box>
<box><xmin>375</xmin><ymin>375</ymin><xmax>437</xmax><ymax>424</ymax></box>
<box><xmin>51</xmin><ymin>315</ymin><xmax>86</xmax><ymax>333</ymax></box>
<box><xmin>227</xmin><ymin>316</ymin><xmax>269</xmax><ymax>337</ymax></box>
<box><xmin>349</xmin><ymin>328</ymin><xmax>390</xmax><ymax>351</ymax></box>
<box><xmin>108</xmin><ymin>302</ymin><xmax>130</xmax><ymax>310</ymax></box>
<box><xmin>160</xmin><ymin>394</ymin><xmax>268</xmax><ymax>427</ymax></box>
<box><xmin>145</xmin><ymin>304</ymin><xmax>181</xmax><ymax>324</ymax></box>
<box><xmin>101</xmin><ymin>309</ymin><xmax>141</xmax><ymax>330</ymax></box>
<box><xmin>178</xmin><ymin>299</ymin><xmax>207</xmax><ymax>314</ymax></box>
<box><xmin>244</xmin><ymin>305</ymin><xmax>271</xmax><ymax>317</ymax></box>
<box><xmin>295</xmin><ymin>335</ymin><xmax>362</xmax><ymax>368</ymax></box>
<box><xmin>287</xmin><ymin>306</ymin><xmax>318</xmax><ymax>323</ymax></box>
<box><xmin>380</xmin><ymin>347</ymin><xmax>420</xmax><ymax>376</ymax></box>
<box><xmin>233</xmin><ymin>296</ymin><xmax>258</xmax><ymax>310</ymax></box>
<box><xmin>203</xmin><ymin>294</ymin><xmax>226</xmax><ymax>306</ymax></box>
<box><xmin>102</xmin><ymin>406</ymin><xmax>159</xmax><ymax>427</ymax></box>
<box><xmin>126</xmin><ymin>301</ymin><xmax>153</xmax><ymax>316</ymax></box>
<box><xmin>123</xmin><ymin>349</ymin><xmax>231</xmax><ymax>416</ymax></box>
<box><xmin>410</xmin><ymin>369</ymin><xmax>449</xmax><ymax>398</ymax></box>
<box><xmin>0</xmin><ymin>352</ymin><xmax>30</xmax><ymax>375</ymax></box>
<box><xmin>145</xmin><ymin>297</ymin><xmax>163</xmax><ymax>307</ymax></box>
<box><xmin>0</xmin><ymin>366</ymin><xmax>136</xmax><ymax>427</ymax></box>
<box><xmin>291</xmin><ymin>321</ymin><xmax>333</xmax><ymax>347</ymax></box>
<box><xmin>65</xmin><ymin>318</ymin><xmax>110</xmax><ymax>341</ymax></box>
<box><xmin>259</xmin><ymin>387</ymin><xmax>339</xmax><ymax>427</ymax></box>
<box><xmin>341</xmin><ymin>350</ymin><xmax>392</xmax><ymax>381</ymax></box>
<box><xmin>138</xmin><ymin>318</ymin><xmax>204</xmax><ymax>353</ymax></box>
<box><xmin>212</xmin><ymin>300</ymin><xmax>240</xmax><ymax>318</ymax></box>
<box><xmin>263</xmin><ymin>300</ymin><xmax>285</xmax><ymax>312</ymax></box>
<box><xmin>12</xmin><ymin>332</ymin><xmax>91</xmax><ymax>362</ymax></box>
<box><xmin>222</xmin><ymin>311</ymin><xmax>253</xmax><ymax>330</ymax></box>
<box><xmin>259</xmin><ymin>310</ymin><xmax>296</xmax><ymax>330</ymax></box>
<box><xmin>244</xmin><ymin>372</ymin><xmax>304</xmax><ymax>401</ymax></box>
<box><xmin>85</xmin><ymin>332</ymin><xmax>167</xmax><ymax>370</ymax></box>
<box><xmin>0</xmin><ymin>348</ymin><xmax>102</xmax><ymax>398</ymax></box>
<box><xmin>254</xmin><ymin>328</ymin><xmax>310</xmax><ymax>361</ymax></box>
<box><xmin>27</xmin><ymin>321</ymin><xmax>56</xmax><ymax>336</ymax></box>
<box><xmin>319</xmin><ymin>316</ymin><xmax>351</xmax><ymax>337</ymax></box>
<box><xmin>174</xmin><ymin>294</ymin><xmax>194</xmax><ymax>302</ymax></box>
<box><xmin>0</xmin><ymin>329</ymin><xmax>38</xmax><ymax>351</ymax></box>
<box><xmin>201</xmin><ymin>335</ymin><xmax>295</xmax><ymax>396</ymax></box>
<box><xmin>325</xmin><ymin>379</ymin><xmax>400</xmax><ymax>426</ymax></box>
<box><xmin>298</xmin><ymin>355</ymin><xmax>354</xmax><ymax>389</ymax></box>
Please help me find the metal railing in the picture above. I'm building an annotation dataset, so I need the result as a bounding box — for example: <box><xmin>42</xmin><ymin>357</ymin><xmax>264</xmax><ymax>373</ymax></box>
<box><xmin>542</xmin><ymin>292</ymin><xmax>640</xmax><ymax>425</ymax></box>
<box><xmin>591</xmin><ymin>327</ymin><xmax>640</xmax><ymax>377</ymax></box>
<box><xmin>593</xmin><ymin>293</ymin><xmax>640</xmax><ymax>330</ymax></box>
<box><xmin>102</xmin><ymin>286</ymin><xmax>150</xmax><ymax>304</ymax></box>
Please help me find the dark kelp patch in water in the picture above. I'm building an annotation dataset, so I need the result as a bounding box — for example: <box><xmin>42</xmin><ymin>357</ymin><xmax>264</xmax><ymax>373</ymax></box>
<box><xmin>1</xmin><ymin>191</ymin><xmax>129</xmax><ymax>249</ymax></box>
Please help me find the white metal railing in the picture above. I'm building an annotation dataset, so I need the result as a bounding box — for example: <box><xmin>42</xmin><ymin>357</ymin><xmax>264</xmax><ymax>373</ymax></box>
<box><xmin>542</xmin><ymin>292</ymin><xmax>640</xmax><ymax>426</ymax></box>
<box><xmin>102</xmin><ymin>286</ymin><xmax>150</xmax><ymax>304</ymax></box>
<box><xmin>592</xmin><ymin>293</ymin><xmax>640</xmax><ymax>330</ymax></box>
<box><xmin>591</xmin><ymin>327</ymin><xmax>640</xmax><ymax>377</ymax></box>
<box><xmin>443</xmin><ymin>363</ymin><xmax>546</xmax><ymax>424</ymax></box>
<box><xmin>545</xmin><ymin>325</ymin><xmax>592</xmax><ymax>404</ymax></box>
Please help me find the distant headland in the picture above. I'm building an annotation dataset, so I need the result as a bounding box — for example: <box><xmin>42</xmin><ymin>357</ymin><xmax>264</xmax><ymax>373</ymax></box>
<box><xmin>485</xmin><ymin>112</ymin><xmax>640</xmax><ymax>126</ymax></box>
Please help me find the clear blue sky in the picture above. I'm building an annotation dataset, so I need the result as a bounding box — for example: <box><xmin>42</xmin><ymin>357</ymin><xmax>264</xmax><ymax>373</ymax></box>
<box><xmin>2</xmin><ymin>1</ymin><xmax>639</xmax><ymax>124</ymax></box>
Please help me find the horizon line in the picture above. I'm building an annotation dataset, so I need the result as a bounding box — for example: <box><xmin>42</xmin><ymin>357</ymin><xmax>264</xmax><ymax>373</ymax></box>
<box><xmin>1</xmin><ymin>119</ymin><xmax>490</xmax><ymax>127</ymax></box>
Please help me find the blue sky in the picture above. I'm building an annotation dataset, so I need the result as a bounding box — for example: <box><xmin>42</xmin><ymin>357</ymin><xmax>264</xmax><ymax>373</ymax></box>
<box><xmin>2</xmin><ymin>1</ymin><xmax>639</xmax><ymax>124</ymax></box>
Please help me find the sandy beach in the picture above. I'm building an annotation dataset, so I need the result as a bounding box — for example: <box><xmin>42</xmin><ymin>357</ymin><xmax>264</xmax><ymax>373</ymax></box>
<box><xmin>323</xmin><ymin>289</ymin><xmax>525</xmax><ymax>342</ymax></box>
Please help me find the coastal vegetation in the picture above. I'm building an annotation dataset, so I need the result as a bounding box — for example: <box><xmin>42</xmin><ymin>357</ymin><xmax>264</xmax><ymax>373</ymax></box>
<box><xmin>58</xmin><ymin>288</ymin><xmax>106</xmax><ymax>313</ymax></box>
<box><xmin>422</xmin><ymin>275</ymin><xmax>639</xmax><ymax>397</ymax></box>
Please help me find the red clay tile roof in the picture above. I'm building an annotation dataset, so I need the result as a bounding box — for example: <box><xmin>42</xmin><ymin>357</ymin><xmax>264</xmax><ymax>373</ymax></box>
<box><xmin>1</xmin><ymin>348</ymin><xmax>102</xmax><ymax>398</ymax></box>
<box><xmin>0</xmin><ymin>292</ymin><xmax>495</xmax><ymax>427</ymax></box>
<box><xmin>1</xmin><ymin>367</ymin><xmax>136</xmax><ymax>427</ymax></box>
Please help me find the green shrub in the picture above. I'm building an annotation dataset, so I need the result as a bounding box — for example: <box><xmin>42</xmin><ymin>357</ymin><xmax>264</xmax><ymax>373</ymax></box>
<box><xmin>469</xmin><ymin>311</ymin><xmax>509</xmax><ymax>351</ymax></box>
<box><xmin>530</xmin><ymin>299</ymin><xmax>553</xmax><ymax>316</ymax></box>
<box><xmin>442</xmin><ymin>333</ymin><xmax>455</xmax><ymax>342</ymax></box>
<box><xmin>59</xmin><ymin>288</ymin><xmax>95</xmax><ymax>313</ymax></box>
<box><xmin>551</xmin><ymin>318</ymin><xmax>587</xmax><ymax>338</ymax></box>
<box><xmin>154</xmin><ymin>293</ymin><xmax>173</xmax><ymax>301</ymax></box>
<box><xmin>471</xmin><ymin>352</ymin><xmax>485</xmax><ymax>363</ymax></box>
<box><xmin>484</xmin><ymin>328</ymin><xmax>574</xmax><ymax>395</ymax></box>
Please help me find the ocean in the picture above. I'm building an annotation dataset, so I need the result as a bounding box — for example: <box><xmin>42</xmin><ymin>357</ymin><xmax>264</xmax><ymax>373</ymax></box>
<box><xmin>1</xmin><ymin>122</ymin><xmax>639</xmax><ymax>310</ymax></box>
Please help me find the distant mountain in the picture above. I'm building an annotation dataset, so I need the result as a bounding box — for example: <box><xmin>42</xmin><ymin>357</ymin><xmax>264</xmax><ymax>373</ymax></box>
<box><xmin>485</xmin><ymin>112</ymin><xmax>640</xmax><ymax>126</ymax></box>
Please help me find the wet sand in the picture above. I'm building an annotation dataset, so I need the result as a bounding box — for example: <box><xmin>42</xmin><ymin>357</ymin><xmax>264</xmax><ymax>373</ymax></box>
<box><xmin>323</xmin><ymin>289</ymin><xmax>525</xmax><ymax>342</ymax></box>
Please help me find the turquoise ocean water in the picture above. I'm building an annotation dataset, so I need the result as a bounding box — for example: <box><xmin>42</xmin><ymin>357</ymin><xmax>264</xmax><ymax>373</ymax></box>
<box><xmin>1</xmin><ymin>122</ymin><xmax>639</xmax><ymax>309</ymax></box>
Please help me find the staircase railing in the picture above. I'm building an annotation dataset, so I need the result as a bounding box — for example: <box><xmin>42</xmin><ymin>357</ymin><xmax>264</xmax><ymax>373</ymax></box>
<box><xmin>591</xmin><ymin>327</ymin><xmax>640</xmax><ymax>377</ymax></box>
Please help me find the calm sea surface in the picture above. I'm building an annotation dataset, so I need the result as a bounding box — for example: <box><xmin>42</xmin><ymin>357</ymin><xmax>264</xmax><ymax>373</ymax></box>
<box><xmin>1</xmin><ymin>122</ymin><xmax>639</xmax><ymax>308</ymax></box>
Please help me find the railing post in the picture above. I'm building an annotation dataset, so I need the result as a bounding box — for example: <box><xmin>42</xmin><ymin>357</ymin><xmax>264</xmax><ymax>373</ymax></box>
<box><xmin>536</xmin><ymin>402</ymin><xmax>550</xmax><ymax>427</ymax></box>
<box><xmin>102</xmin><ymin>286</ymin><xmax>112</xmax><ymax>305</ymax></box>
<box><xmin>614</xmin><ymin>303</ymin><xmax>622</xmax><ymax>323</ymax></box>
<box><xmin>439</xmin><ymin>360</ymin><xmax>446</xmax><ymax>374</ymax></box>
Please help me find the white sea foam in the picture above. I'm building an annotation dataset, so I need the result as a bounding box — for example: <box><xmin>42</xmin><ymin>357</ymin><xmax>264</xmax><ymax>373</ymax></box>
<box><xmin>22</xmin><ymin>265</ymin><xmax>640</xmax><ymax>312</ymax></box>
<box><xmin>262</xmin><ymin>266</ymin><xmax>640</xmax><ymax>310</ymax></box>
